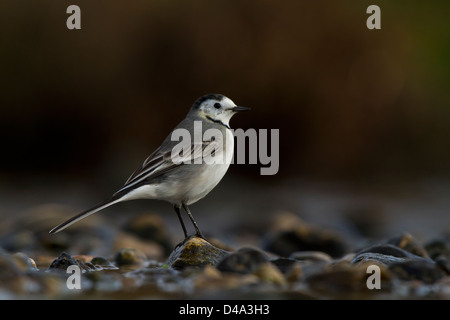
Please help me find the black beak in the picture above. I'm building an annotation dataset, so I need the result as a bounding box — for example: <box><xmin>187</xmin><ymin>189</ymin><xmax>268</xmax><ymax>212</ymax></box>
<box><xmin>232</xmin><ymin>106</ymin><xmax>251</xmax><ymax>112</ymax></box>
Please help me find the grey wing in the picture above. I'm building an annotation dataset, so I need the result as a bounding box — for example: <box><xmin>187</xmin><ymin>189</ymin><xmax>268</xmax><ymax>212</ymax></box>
<box><xmin>123</xmin><ymin>146</ymin><xmax>173</xmax><ymax>184</ymax></box>
<box><xmin>115</xmin><ymin>147</ymin><xmax>179</xmax><ymax>196</ymax></box>
<box><xmin>114</xmin><ymin>139</ymin><xmax>221</xmax><ymax>196</ymax></box>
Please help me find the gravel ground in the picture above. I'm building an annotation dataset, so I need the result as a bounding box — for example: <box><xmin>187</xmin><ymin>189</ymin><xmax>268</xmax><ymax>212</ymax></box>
<box><xmin>0</xmin><ymin>177</ymin><xmax>449</xmax><ymax>299</ymax></box>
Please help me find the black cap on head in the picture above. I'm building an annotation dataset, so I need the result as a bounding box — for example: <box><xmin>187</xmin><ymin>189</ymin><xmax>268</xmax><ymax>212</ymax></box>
<box><xmin>191</xmin><ymin>93</ymin><xmax>225</xmax><ymax>109</ymax></box>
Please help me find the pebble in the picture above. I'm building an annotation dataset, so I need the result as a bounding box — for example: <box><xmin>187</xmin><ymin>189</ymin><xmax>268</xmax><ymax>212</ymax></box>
<box><xmin>284</xmin><ymin>263</ymin><xmax>303</xmax><ymax>283</ymax></box>
<box><xmin>351</xmin><ymin>243</ymin><xmax>447</xmax><ymax>284</ymax></box>
<box><xmin>193</xmin><ymin>265</ymin><xmax>259</xmax><ymax>291</ymax></box>
<box><xmin>270</xmin><ymin>258</ymin><xmax>299</xmax><ymax>274</ymax></box>
<box><xmin>252</xmin><ymin>262</ymin><xmax>287</xmax><ymax>286</ymax></box>
<box><xmin>48</xmin><ymin>252</ymin><xmax>98</xmax><ymax>272</ymax></box>
<box><xmin>387</xmin><ymin>233</ymin><xmax>430</xmax><ymax>258</ymax></box>
<box><xmin>389</xmin><ymin>260</ymin><xmax>446</xmax><ymax>284</ymax></box>
<box><xmin>1</xmin><ymin>250</ymin><xmax>66</xmax><ymax>295</ymax></box>
<box><xmin>124</xmin><ymin>263</ymin><xmax>179</xmax><ymax>292</ymax></box>
<box><xmin>11</xmin><ymin>252</ymin><xmax>38</xmax><ymax>271</ymax></box>
<box><xmin>216</xmin><ymin>247</ymin><xmax>268</xmax><ymax>274</ymax></box>
<box><xmin>289</xmin><ymin>251</ymin><xmax>333</xmax><ymax>263</ymax></box>
<box><xmin>351</xmin><ymin>252</ymin><xmax>408</xmax><ymax>265</ymax></box>
<box><xmin>262</xmin><ymin>216</ymin><xmax>347</xmax><ymax>258</ymax></box>
<box><xmin>425</xmin><ymin>239</ymin><xmax>450</xmax><ymax>260</ymax></box>
<box><xmin>424</xmin><ymin>239</ymin><xmax>450</xmax><ymax>276</ymax></box>
<box><xmin>167</xmin><ymin>236</ymin><xmax>229</xmax><ymax>270</ymax></box>
<box><xmin>351</xmin><ymin>244</ymin><xmax>428</xmax><ymax>264</ymax></box>
<box><xmin>305</xmin><ymin>264</ymin><xmax>368</xmax><ymax>296</ymax></box>
<box><xmin>90</xmin><ymin>256</ymin><xmax>118</xmax><ymax>270</ymax></box>
<box><xmin>48</xmin><ymin>252</ymin><xmax>79</xmax><ymax>271</ymax></box>
<box><xmin>0</xmin><ymin>250</ymin><xmax>23</xmax><ymax>280</ymax></box>
<box><xmin>122</xmin><ymin>212</ymin><xmax>173</xmax><ymax>255</ymax></box>
<box><xmin>113</xmin><ymin>232</ymin><xmax>165</xmax><ymax>260</ymax></box>
<box><xmin>114</xmin><ymin>248</ymin><xmax>147</xmax><ymax>266</ymax></box>
<box><xmin>436</xmin><ymin>257</ymin><xmax>450</xmax><ymax>274</ymax></box>
<box><xmin>305</xmin><ymin>263</ymin><xmax>392</xmax><ymax>297</ymax></box>
<box><xmin>1</xmin><ymin>203</ymin><xmax>449</xmax><ymax>299</ymax></box>
<box><xmin>72</xmin><ymin>255</ymin><xmax>94</xmax><ymax>263</ymax></box>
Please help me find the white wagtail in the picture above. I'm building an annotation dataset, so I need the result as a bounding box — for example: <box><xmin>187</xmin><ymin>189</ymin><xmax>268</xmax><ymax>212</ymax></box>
<box><xmin>49</xmin><ymin>94</ymin><xmax>250</xmax><ymax>238</ymax></box>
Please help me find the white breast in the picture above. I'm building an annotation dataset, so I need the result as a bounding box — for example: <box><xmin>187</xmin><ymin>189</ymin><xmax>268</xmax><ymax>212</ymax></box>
<box><xmin>184</xmin><ymin>128</ymin><xmax>234</xmax><ymax>205</ymax></box>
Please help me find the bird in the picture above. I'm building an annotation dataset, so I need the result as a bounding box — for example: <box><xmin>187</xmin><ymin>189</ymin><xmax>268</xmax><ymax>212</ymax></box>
<box><xmin>49</xmin><ymin>94</ymin><xmax>250</xmax><ymax>238</ymax></box>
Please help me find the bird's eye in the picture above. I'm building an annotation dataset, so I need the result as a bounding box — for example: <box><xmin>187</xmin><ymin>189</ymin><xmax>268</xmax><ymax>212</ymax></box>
<box><xmin>214</xmin><ymin>103</ymin><xmax>221</xmax><ymax>109</ymax></box>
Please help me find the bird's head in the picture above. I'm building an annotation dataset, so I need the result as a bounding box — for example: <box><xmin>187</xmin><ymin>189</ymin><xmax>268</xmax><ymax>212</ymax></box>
<box><xmin>190</xmin><ymin>94</ymin><xmax>250</xmax><ymax>127</ymax></box>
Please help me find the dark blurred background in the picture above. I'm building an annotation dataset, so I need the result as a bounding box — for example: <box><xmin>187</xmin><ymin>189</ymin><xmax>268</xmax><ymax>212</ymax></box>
<box><xmin>0</xmin><ymin>1</ymin><xmax>449</xmax><ymax>241</ymax></box>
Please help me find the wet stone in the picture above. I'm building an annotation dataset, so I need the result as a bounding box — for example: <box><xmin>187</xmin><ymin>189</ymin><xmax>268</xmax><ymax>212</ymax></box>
<box><xmin>125</xmin><ymin>263</ymin><xmax>179</xmax><ymax>290</ymax></box>
<box><xmin>284</xmin><ymin>263</ymin><xmax>303</xmax><ymax>283</ymax></box>
<box><xmin>0</xmin><ymin>250</ymin><xmax>23</xmax><ymax>280</ymax></box>
<box><xmin>351</xmin><ymin>244</ymin><xmax>427</xmax><ymax>264</ymax></box>
<box><xmin>425</xmin><ymin>239</ymin><xmax>450</xmax><ymax>260</ymax></box>
<box><xmin>2</xmin><ymin>200</ymin><xmax>450</xmax><ymax>299</ymax></box>
<box><xmin>424</xmin><ymin>238</ymin><xmax>450</xmax><ymax>276</ymax></box>
<box><xmin>262</xmin><ymin>220</ymin><xmax>347</xmax><ymax>258</ymax></box>
<box><xmin>114</xmin><ymin>232</ymin><xmax>165</xmax><ymax>260</ymax></box>
<box><xmin>114</xmin><ymin>248</ymin><xmax>147</xmax><ymax>266</ymax></box>
<box><xmin>305</xmin><ymin>263</ymin><xmax>391</xmax><ymax>297</ymax></box>
<box><xmin>216</xmin><ymin>247</ymin><xmax>268</xmax><ymax>274</ymax></box>
<box><xmin>351</xmin><ymin>252</ymin><xmax>408</xmax><ymax>265</ymax></box>
<box><xmin>72</xmin><ymin>255</ymin><xmax>93</xmax><ymax>263</ymax></box>
<box><xmin>289</xmin><ymin>251</ymin><xmax>332</xmax><ymax>263</ymax></box>
<box><xmin>349</xmin><ymin>242</ymin><xmax>449</xmax><ymax>284</ymax></box>
<box><xmin>11</xmin><ymin>252</ymin><xmax>38</xmax><ymax>272</ymax></box>
<box><xmin>48</xmin><ymin>252</ymin><xmax>78</xmax><ymax>270</ymax></box>
<box><xmin>193</xmin><ymin>265</ymin><xmax>259</xmax><ymax>291</ymax></box>
<box><xmin>167</xmin><ymin>236</ymin><xmax>230</xmax><ymax>270</ymax></box>
<box><xmin>253</xmin><ymin>262</ymin><xmax>287</xmax><ymax>286</ymax></box>
<box><xmin>48</xmin><ymin>252</ymin><xmax>97</xmax><ymax>272</ymax></box>
<box><xmin>123</xmin><ymin>212</ymin><xmax>173</xmax><ymax>255</ymax></box>
<box><xmin>389</xmin><ymin>260</ymin><xmax>446</xmax><ymax>284</ymax></box>
<box><xmin>0</xmin><ymin>251</ymin><xmax>44</xmax><ymax>295</ymax></box>
<box><xmin>90</xmin><ymin>256</ymin><xmax>118</xmax><ymax>270</ymax></box>
<box><xmin>387</xmin><ymin>233</ymin><xmax>430</xmax><ymax>258</ymax></box>
<box><xmin>270</xmin><ymin>258</ymin><xmax>299</xmax><ymax>274</ymax></box>
<box><xmin>435</xmin><ymin>257</ymin><xmax>450</xmax><ymax>274</ymax></box>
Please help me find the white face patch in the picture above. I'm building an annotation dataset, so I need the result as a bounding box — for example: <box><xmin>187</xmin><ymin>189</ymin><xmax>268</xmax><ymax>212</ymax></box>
<box><xmin>200</xmin><ymin>97</ymin><xmax>237</xmax><ymax>126</ymax></box>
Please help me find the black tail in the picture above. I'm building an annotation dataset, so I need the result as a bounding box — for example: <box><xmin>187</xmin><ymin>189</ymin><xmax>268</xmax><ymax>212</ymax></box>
<box><xmin>49</xmin><ymin>196</ymin><xmax>123</xmax><ymax>234</ymax></box>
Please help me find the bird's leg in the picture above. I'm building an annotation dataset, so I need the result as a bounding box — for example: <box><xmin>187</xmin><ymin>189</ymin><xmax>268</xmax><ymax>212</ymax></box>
<box><xmin>182</xmin><ymin>202</ymin><xmax>204</xmax><ymax>238</ymax></box>
<box><xmin>174</xmin><ymin>204</ymin><xmax>188</xmax><ymax>238</ymax></box>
